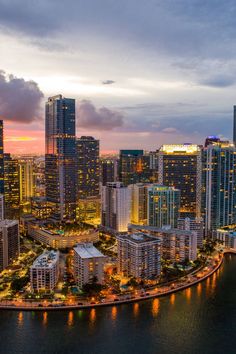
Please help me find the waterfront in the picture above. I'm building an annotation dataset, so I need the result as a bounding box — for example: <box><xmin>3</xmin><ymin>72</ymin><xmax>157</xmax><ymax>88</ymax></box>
<box><xmin>0</xmin><ymin>254</ymin><xmax>235</xmax><ymax>354</ymax></box>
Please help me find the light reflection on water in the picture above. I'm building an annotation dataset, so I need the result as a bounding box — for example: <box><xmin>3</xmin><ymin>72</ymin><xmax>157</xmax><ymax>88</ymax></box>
<box><xmin>43</xmin><ymin>311</ymin><xmax>48</xmax><ymax>326</ymax></box>
<box><xmin>170</xmin><ymin>294</ymin><xmax>175</xmax><ymax>305</ymax></box>
<box><xmin>133</xmin><ymin>303</ymin><xmax>139</xmax><ymax>317</ymax></box>
<box><xmin>111</xmin><ymin>306</ymin><xmax>117</xmax><ymax>321</ymax></box>
<box><xmin>152</xmin><ymin>298</ymin><xmax>160</xmax><ymax>317</ymax></box>
<box><xmin>67</xmin><ymin>311</ymin><xmax>74</xmax><ymax>326</ymax></box>
<box><xmin>18</xmin><ymin>311</ymin><xmax>23</xmax><ymax>326</ymax></box>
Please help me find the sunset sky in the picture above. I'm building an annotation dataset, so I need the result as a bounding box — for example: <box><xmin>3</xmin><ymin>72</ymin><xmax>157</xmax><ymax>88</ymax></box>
<box><xmin>0</xmin><ymin>0</ymin><xmax>236</xmax><ymax>154</ymax></box>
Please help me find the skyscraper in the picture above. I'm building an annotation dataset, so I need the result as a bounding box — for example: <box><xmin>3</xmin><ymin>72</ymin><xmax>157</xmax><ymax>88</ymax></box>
<box><xmin>0</xmin><ymin>220</ymin><xmax>20</xmax><ymax>271</ymax></box>
<box><xmin>202</xmin><ymin>140</ymin><xmax>236</xmax><ymax>235</ymax></box>
<box><xmin>76</xmin><ymin>136</ymin><xmax>100</xmax><ymax>199</ymax></box>
<box><xmin>4</xmin><ymin>153</ymin><xmax>20</xmax><ymax>219</ymax></box>
<box><xmin>0</xmin><ymin>121</ymin><xmax>4</xmax><ymax>194</ymax></box>
<box><xmin>147</xmin><ymin>185</ymin><xmax>180</xmax><ymax>228</ymax></box>
<box><xmin>233</xmin><ymin>105</ymin><xmax>236</xmax><ymax>146</ymax></box>
<box><xmin>128</xmin><ymin>183</ymin><xmax>150</xmax><ymax>225</ymax></box>
<box><xmin>101</xmin><ymin>158</ymin><xmax>118</xmax><ymax>186</ymax></box>
<box><xmin>158</xmin><ymin>144</ymin><xmax>202</xmax><ymax>218</ymax></box>
<box><xmin>18</xmin><ymin>159</ymin><xmax>36</xmax><ymax>203</ymax></box>
<box><xmin>45</xmin><ymin>95</ymin><xmax>76</xmax><ymax>220</ymax></box>
<box><xmin>119</xmin><ymin>150</ymin><xmax>151</xmax><ymax>186</ymax></box>
<box><xmin>101</xmin><ymin>182</ymin><xmax>131</xmax><ymax>233</ymax></box>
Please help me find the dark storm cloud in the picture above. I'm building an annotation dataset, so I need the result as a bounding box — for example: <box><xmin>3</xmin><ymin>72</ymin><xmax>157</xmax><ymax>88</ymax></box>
<box><xmin>77</xmin><ymin>100</ymin><xmax>124</xmax><ymax>130</ymax></box>
<box><xmin>0</xmin><ymin>71</ymin><xmax>44</xmax><ymax>123</ymax></box>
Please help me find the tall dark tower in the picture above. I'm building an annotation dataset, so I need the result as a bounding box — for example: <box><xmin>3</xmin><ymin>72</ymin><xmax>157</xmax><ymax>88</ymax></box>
<box><xmin>233</xmin><ymin>106</ymin><xmax>236</xmax><ymax>146</ymax></box>
<box><xmin>45</xmin><ymin>95</ymin><xmax>76</xmax><ymax>220</ymax></box>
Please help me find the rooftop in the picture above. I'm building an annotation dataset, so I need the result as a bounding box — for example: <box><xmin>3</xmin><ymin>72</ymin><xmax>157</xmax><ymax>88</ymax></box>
<box><xmin>31</xmin><ymin>251</ymin><xmax>59</xmax><ymax>269</ymax></box>
<box><xmin>128</xmin><ymin>224</ymin><xmax>194</xmax><ymax>236</ymax></box>
<box><xmin>117</xmin><ymin>232</ymin><xmax>161</xmax><ymax>244</ymax></box>
<box><xmin>74</xmin><ymin>243</ymin><xmax>106</xmax><ymax>259</ymax></box>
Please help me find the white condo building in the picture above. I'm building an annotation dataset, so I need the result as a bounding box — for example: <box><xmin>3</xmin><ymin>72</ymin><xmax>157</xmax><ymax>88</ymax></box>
<box><xmin>73</xmin><ymin>243</ymin><xmax>107</xmax><ymax>288</ymax></box>
<box><xmin>101</xmin><ymin>182</ymin><xmax>131</xmax><ymax>233</ymax></box>
<box><xmin>30</xmin><ymin>250</ymin><xmax>60</xmax><ymax>291</ymax></box>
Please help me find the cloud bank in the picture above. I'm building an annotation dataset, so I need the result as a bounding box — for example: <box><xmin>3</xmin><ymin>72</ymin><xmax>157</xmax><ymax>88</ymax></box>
<box><xmin>0</xmin><ymin>71</ymin><xmax>43</xmax><ymax>123</ymax></box>
<box><xmin>77</xmin><ymin>100</ymin><xmax>124</xmax><ymax>130</ymax></box>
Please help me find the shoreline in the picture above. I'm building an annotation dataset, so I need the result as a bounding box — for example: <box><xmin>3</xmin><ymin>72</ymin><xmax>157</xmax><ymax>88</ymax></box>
<box><xmin>0</xmin><ymin>251</ymin><xmax>232</xmax><ymax>312</ymax></box>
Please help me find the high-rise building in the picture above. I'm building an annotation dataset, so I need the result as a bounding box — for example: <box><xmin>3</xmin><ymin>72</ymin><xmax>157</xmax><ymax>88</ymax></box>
<box><xmin>0</xmin><ymin>220</ymin><xmax>20</xmax><ymax>271</ymax></box>
<box><xmin>202</xmin><ymin>140</ymin><xmax>236</xmax><ymax>235</ymax></box>
<box><xmin>76</xmin><ymin>136</ymin><xmax>100</xmax><ymax>199</ymax></box>
<box><xmin>4</xmin><ymin>153</ymin><xmax>20</xmax><ymax>219</ymax></box>
<box><xmin>205</xmin><ymin>135</ymin><xmax>220</xmax><ymax>147</ymax></box>
<box><xmin>177</xmin><ymin>217</ymin><xmax>204</xmax><ymax>248</ymax></box>
<box><xmin>128</xmin><ymin>183</ymin><xmax>150</xmax><ymax>225</ymax></box>
<box><xmin>129</xmin><ymin>224</ymin><xmax>197</xmax><ymax>262</ymax></box>
<box><xmin>101</xmin><ymin>158</ymin><xmax>118</xmax><ymax>186</ymax></box>
<box><xmin>158</xmin><ymin>144</ymin><xmax>202</xmax><ymax>218</ymax></box>
<box><xmin>73</xmin><ymin>243</ymin><xmax>107</xmax><ymax>288</ymax></box>
<box><xmin>0</xmin><ymin>194</ymin><xmax>4</xmax><ymax>220</ymax></box>
<box><xmin>101</xmin><ymin>182</ymin><xmax>131</xmax><ymax>233</ymax></box>
<box><xmin>234</xmin><ymin>105</ymin><xmax>236</xmax><ymax>146</ymax></box>
<box><xmin>45</xmin><ymin>95</ymin><xmax>77</xmax><ymax>220</ymax></box>
<box><xmin>147</xmin><ymin>185</ymin><xmax>180</xmax><ymax>228</ymax></box>
<box><xmin>30</xmin><ymin>251</ymin><xmax>60</xmax><ymax>291</ymax></box>
<box><xmin>119</xmin><ymin>150</ymin><xmax>151</xmax><ymax>186</ymax></box>
<box><xmin>0</xmin><ymin>121</ymin><xmax>4</xmax><ymax>194</ymax></box>
<box><xmin>117</xmin><ymin>232</ymin><xmax>162</xmax><ymax>279</ymax></box>
<box><xmin>18</xmin><ymin>159</ymin><xmax>36</xmax><ymax>203</ymax></box>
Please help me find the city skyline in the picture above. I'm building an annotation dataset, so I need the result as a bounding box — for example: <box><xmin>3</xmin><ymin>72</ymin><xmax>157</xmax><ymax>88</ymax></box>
<box><xmin>1</xmin><ymin>1</ymin><xmax>236</xmax><ymax>154</ymax></box>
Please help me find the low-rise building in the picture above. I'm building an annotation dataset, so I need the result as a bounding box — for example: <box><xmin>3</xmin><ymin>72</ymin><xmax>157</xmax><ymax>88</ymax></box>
<box><xmin>117</xmin><ymin>232</ymin><xmax>162</xmax><ymax>280</ymax></box>
<box><xmin>30</xmin><ymin>250</ymin><xmax>60</xmax><ymax>292</ymax></box>
<box><xmin>27</xmin><ymin>221</ymin><xmax>99</xmax><ymax>249</ymax></box>
<box><xmin>214</xmin><ymin>225</ymin><xmax>236</xmax><ymax>249</ymax></box>
<box><xmin>73</xmin><ymin>243</ymin><xmax>107</xmax><ymax>288</ymax></box>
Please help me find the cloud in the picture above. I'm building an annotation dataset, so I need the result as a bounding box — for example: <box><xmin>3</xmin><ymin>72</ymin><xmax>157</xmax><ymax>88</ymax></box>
<box><xmin>77</xmin><ymin>100</ymin><xmax>124</xmax><ymax>130</ymax></box>
<box><xmin>199</xmin><ymin>75</ymin><xmax>236</xmax><ymax>88</ymax></box>
<box><xmin>0</xmin><ymin>71</ymin><xmax>44</xmax><ymax>123</ymax></box>
<box><xmin>102</xmin><ymin>80</ymin><xmax>115</xmax><ymax>85</ymax></box>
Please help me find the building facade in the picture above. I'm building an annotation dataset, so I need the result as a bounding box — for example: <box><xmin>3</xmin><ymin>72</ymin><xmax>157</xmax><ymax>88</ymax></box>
<box><xmin>76</xmin><ymin>136</ymin><xmax>100</xmax><ymax>199</ymax></box>
<box><xmin>128</xmin><ymin>183</ymin><xmax>150</xmax><ymax>225</ymax></box>
<box><xmin>73</xmin><ymin>243</ymin><xmax>106</xmax><ymax>288</ymax></box>
<box><xmin>202</xmin><ymin>141</ymin><xmax>236</xmax><ymax>235</ymax></box>
<box><xmin>0</xmin><ymin>220</ymin><xmax>20</xmax><ymax>271</ymax></box>
<box><xmin>45</xmin><ymin>95</ymin><xmax>77</xmax><ymax>220</ymax></box>
<box><xmin>158</xmin><ymin>144</ymin><xmax>202</xmax><ymax>218</ymax></box>
<box><xmin>128</xmin><ymin>224</ymin><xmax>197</xmax><ymax>263</ymax></box>
<box><xmin>4</xmin><ymin>153</ymin><xmax>20</xmax><ymax>219</ymax></box>
<box><xmin>119</xmin><ymin>150</ymin><xmax>151</xmax><ymax>186</ymax></box>
<box><xmin>177</xmin><ymin>217</ymin><xmax>204</xmax><ymax>248</ymax></box>
<box><xmin>117</xmin><ymin>232</ymin><xmax>162</xmax><ymax>279</ymax></box>
<box><xmin>147</xmin><ymin>185</ymin><xmax>180</xmax><ymax>228</ymax></box>
<box><xmin>18</xmin><ymin>159</ymin><xmax>36</xmax><ymax>203</ymax></box>
<box><xmin>101</xmin><ymin>182</ymin><xmax>131</xmax><ymax>233</ymax></box>
<box><xmin>30</xmin><ymin>251</ymin><xmax>60</xmax><ymax>291</ymax></box>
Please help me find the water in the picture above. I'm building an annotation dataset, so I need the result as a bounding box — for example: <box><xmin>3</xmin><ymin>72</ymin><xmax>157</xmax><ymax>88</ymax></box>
<box><xmin>0</xmin><ymin>254</ymin><xmax>236</xmax><ymax>354</ymax></box>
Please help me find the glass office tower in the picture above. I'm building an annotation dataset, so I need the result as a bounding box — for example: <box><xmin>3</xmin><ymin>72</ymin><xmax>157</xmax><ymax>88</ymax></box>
<box><xmin>76</xmin><ymin>136</ymin><xmax>100</xmax><ymax>199</ymax></box>
<box><xmin>158</xmin><ymin>144</ymin><xmax>202</xmax><ymax>218</ymax></box>
<box><xmin>202</xmin><ymin>140</ymin><xmax>236</xmax><ymax>235</ymax></box>
<box><xmin>45</xmin><ymin>95</ymin><xmax>76</xmax><ymax>220</ymax></box>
